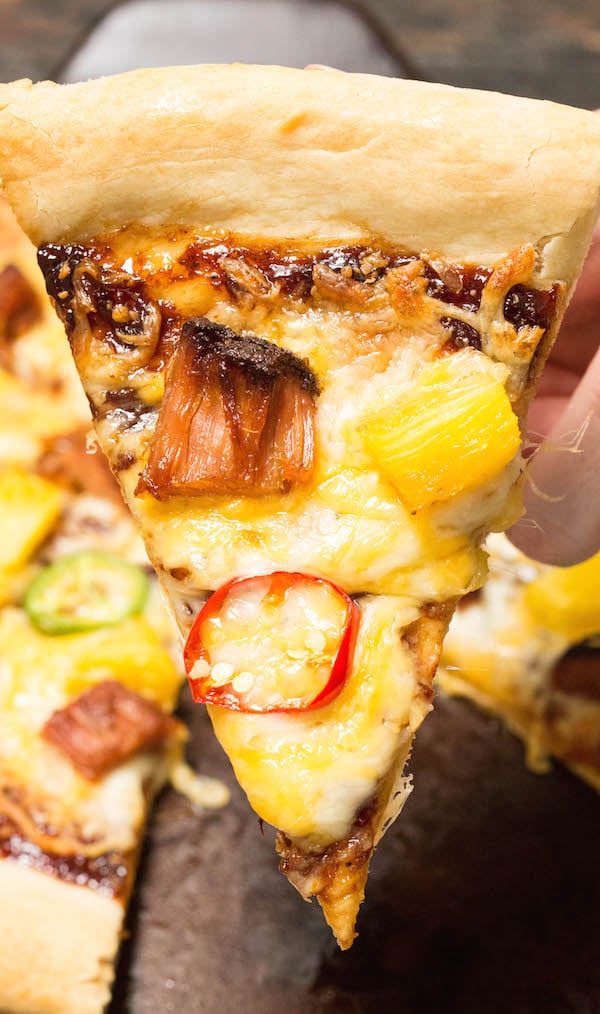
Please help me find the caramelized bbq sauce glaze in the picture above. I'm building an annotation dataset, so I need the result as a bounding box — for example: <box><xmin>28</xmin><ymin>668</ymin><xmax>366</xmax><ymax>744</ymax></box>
<box><xmin>38</xmin><ymin>235</ymin><xmax>559</xmax><ymax>490</ymax></box>
<box><xmin>0</xmin><ymin>819</ymin><xmax>131</xmax><ymax>896</ymax></box>
<box><xmin>38</xmin><ymin>235</ymin><xmax>558</xmax><ymax>365</ymax></box>
<box><xmin>277</xmin><ymin>795</ymin><xmax>376</xmax><ymax>885</ymax></box>
<box><xmin>0</xmin><ymin>796</ymin><xmax>131</xmax><ymax>897</ymax></box>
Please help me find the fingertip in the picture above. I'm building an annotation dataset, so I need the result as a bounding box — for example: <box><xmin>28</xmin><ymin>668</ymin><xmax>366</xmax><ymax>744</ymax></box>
<box><xmin>507</xmin><ymin>475</ymin><xmax>600</xmax><ymax>565</ymax></box>
<box><xmin>512</xmin><ymin>344</ymin><xmax>600</xmax><ymax>567</ymax></box>
<box><xmin>506</xmin><ymin>517</ymin><xmax>592</xmax><ymax>567</ymax></box>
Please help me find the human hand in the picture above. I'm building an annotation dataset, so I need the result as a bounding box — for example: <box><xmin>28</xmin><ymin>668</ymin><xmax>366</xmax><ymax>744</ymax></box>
<box><xmin>508</xmin><ymin>218</ymin><xmax>600</xmax><ymax>565</ymax></box>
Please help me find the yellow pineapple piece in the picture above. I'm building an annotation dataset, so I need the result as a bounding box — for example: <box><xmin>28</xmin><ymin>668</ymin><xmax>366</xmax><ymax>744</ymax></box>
<box><xmin>65</xmin><ymin>616</ymin><xmax>182</xmax><ymax>709</ymax></box>
<box><xmin>360</xmin><ymin>352</ymin><xmax>521</xmax><ymax>510</ymax></box>
<box><xmin>0</xmin><ymin>468</ymin><xmax>63</xmax><ymax>572</ymax></box>
<box><xmin>524</xmin><ymin>552</ymin><xmax>600</xmax><ymax>643</ymax></box>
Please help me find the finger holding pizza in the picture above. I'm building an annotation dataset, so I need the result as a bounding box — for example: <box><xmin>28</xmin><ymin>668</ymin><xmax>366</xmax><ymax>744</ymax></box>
<box><xmin>509</xmin><ymin>215</ymin><xmax>600</xmax><ymax>565</ymax></box>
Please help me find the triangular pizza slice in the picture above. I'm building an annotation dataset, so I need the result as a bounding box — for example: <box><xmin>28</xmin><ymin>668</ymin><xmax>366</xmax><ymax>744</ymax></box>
<box><xmin>0</xmin><ymin>65</ymin><xmax>598</xmax><ymax>948</ymax></box>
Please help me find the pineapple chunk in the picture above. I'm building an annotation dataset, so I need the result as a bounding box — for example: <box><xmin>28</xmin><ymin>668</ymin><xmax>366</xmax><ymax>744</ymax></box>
<box><xmin>0</xmin><ymin>468</ymin><xmax>63</xmax><ymax>572</ymax></box>
<box><xmin>65</xmin><ymin>616</ymin><xmax>182</xmax><ymax>709</ymax></box>
<box><xmin>360</xmin><ymin>353</ymin><xmax>521</xmax><ymax>510</ymax></box>
<box><xmin>524</xmin><ymin>552</ymin><xmax>600</xmax><ymax>643</ymax></box>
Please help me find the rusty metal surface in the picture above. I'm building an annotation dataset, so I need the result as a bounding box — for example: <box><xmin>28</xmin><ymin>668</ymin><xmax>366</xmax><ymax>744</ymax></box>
<box><xmin>110</xmin><ymin>692</ymin><xmax>600</xmax><ymax>1014</ymax></box>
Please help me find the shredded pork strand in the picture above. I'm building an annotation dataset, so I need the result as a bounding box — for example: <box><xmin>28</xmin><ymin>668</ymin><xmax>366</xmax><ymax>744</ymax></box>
<box><xmin>42</xmin><ymin>680</ymin><xmax>178</xmax><ymax>781</ymax></box>
<box><xmin>139</xmin><ymin>317</ymin><xmax>318</xmax><ymax>499</ymax></box>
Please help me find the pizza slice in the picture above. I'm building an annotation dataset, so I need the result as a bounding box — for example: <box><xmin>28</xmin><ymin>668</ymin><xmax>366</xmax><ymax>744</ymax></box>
<box><xmin>0</xmin><ymin>450</ymin><xmax>230</xmax><ymax>1014</ymax></box>
<box><xmin>1</xmin><ymin>64</ymin><xmax>599</xmax><ymax>948</ymax></box>
<box><xmin>0</xmin><ymin>201</ymin><xmax>229</xmax><ymax>1014</ymax></box>
<box><xmin>440</xmin><ymin>534</ymin><xmax>600</xmax><ymax>791</ymax></box>
<box><xmin>0</xmin><ymin>196</ymin><xmax>90</xmax><ymax>466</ymax></box>
<box><xmin>0</xmin><ymin>451</ymin><xmax>183</xmax><ymax>1012</ymax></box>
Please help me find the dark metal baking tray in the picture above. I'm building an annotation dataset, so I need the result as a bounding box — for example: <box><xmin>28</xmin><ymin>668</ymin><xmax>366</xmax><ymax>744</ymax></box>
<box><xmin>112</xmin><ymin>691</ymin><xmax>600</xmax><ymax>1014</ymax></box>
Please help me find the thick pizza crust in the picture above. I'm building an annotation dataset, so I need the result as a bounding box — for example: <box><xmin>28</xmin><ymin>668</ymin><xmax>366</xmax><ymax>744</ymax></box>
<box><xmin>0</xmin><ymin>859</ymin><xmax>123</xmax><ymax>1014</ymax></box>
<box><xmin>0</xmin><ymin>66</ymin><xmax>599</xmax><ymax>286</ymax></box>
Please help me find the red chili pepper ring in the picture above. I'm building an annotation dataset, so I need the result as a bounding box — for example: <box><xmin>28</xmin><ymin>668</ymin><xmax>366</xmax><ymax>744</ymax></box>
<box><xmin>184</xmin><ymin>571</ymin><xmax>359</xmax><ymax>713</ymax></box>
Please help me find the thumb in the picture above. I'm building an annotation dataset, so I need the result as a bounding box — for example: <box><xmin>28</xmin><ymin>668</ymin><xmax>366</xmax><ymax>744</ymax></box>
<box><xmin>508</xmin><ymin>342</ymin><xmax>600</xmax><ymax>565</ymax></box>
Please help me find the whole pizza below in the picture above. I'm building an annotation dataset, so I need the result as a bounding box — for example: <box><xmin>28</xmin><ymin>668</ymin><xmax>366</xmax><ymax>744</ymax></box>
<box><xmin>0</xmin><ymin>64</ymin><xmax>598</xmax><ymax>955</ymax></box>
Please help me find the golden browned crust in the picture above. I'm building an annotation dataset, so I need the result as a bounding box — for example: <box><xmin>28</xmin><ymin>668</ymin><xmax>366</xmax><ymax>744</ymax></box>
<box><xmin>0</xmin><ymin>66</ymin><xmax>598</xmax><ymax>291</ymax></box>
<box><xmin>0</xmin><ymin>195</ymin><xmax>34</xmax><ymax>266</ymax></box>
<box><xmin>0</xmin><ymin>859</ymin><xmax>123</xmax><ymax>1014</ymax></box>
<box><xmin>401</xmin><ymin>600</ymin><xmax>457</xmax><ymax>698</ymax></box>
<box><xmin>276</xmin><ymin>744</ymin><xmax>414</xmax><ymax>950</ymax></box>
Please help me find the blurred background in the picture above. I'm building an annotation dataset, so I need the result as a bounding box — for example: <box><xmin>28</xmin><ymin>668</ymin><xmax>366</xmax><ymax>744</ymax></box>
<box><xmin>0</xmin><ymin>0</ymin><xmax>598</xmax><ymax>107</ymax></box>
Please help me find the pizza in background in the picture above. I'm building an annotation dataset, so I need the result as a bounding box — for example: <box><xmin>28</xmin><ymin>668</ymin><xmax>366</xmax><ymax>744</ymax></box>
<box><xmin>0</xmin><ymin>65</ymin><xmax>598</xmax><ymax>949</ymax></box>
<box><xmin>440</xmin><ymin>533</ymin><xmax>600</xmax><ymax>791</ymax></box>
<box><xmin>0</xmin><ymin>196</ymin><xmax>228</xmax><ymax>1014</ymax></box>
<box><xmin>0</xmin><ymin>196</ymin><xmax>90</xmax><ymax>466</ymax></box>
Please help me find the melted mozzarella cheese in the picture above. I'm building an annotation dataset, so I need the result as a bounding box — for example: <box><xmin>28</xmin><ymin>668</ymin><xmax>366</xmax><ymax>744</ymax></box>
<box><xmin>442</xmin><ymin>534</ymin><xmax>567</xmax><ymax>705</ymax></box>
<box><xmin>92</xmin><ymin>231</ymin><xmax>528</xmax><ymax>848</ymax></box>
<box><xmin>439</xmin><ymin>534</ymin><xmax>571</xmax><ymax>772</ymax></box>
<box><xmin>118</xmin><ymin>350</ymin><xmax>514</xmax><ymax>604</ymax></box>
<box><xmin>0</xmin><ymin>606</ymin><xmax>181</xmax><ymax>846</ymax></box>
<box><xmin>209</xmin><ymin>596</ymin><xmax>426</xmax><ymax>846</ymax></box>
